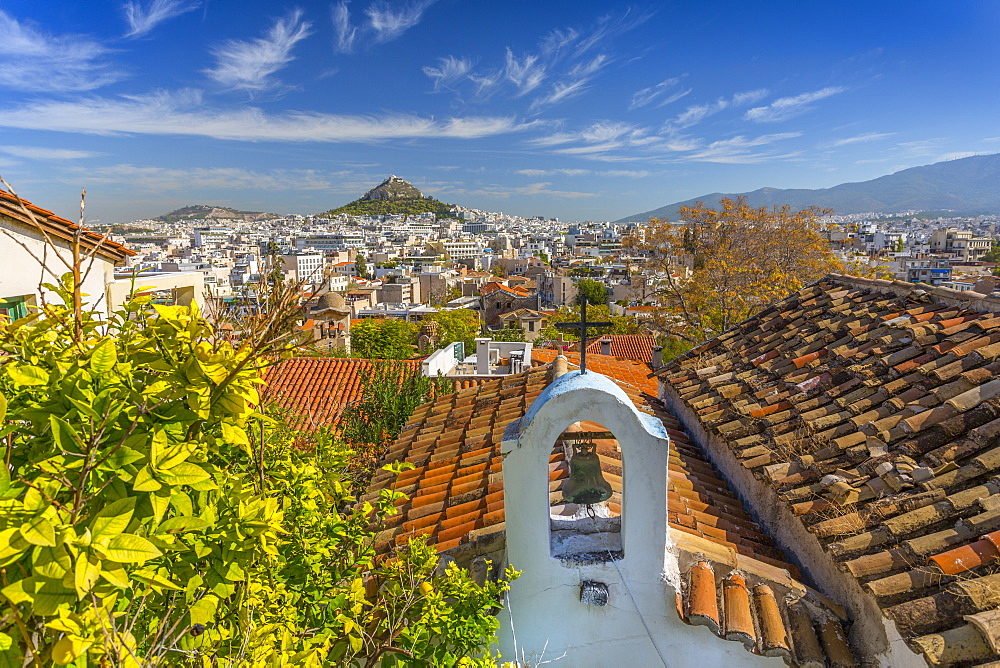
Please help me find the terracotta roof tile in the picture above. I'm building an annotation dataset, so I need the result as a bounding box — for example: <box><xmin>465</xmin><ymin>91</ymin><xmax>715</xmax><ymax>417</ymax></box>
<box><xmin>263</xmin><ymin>357</ymin><xmax>421</xmax><ymax>432</ymax></box>
<box><xmin>657</xmin><ymin>273</ymin><xmax>1000</xmax><ymax>664</ymax></box>
<box><xmin>0</xmin><ymin>189</ymin><xmax>134</xmax><ymax>263</ymax></box>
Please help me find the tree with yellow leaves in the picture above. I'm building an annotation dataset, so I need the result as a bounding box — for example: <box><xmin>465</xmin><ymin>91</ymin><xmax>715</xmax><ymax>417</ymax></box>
<box><xmin>624</xmin><ymin>196</ymin><xmax>885</xmax><ymax>344</ymax></box>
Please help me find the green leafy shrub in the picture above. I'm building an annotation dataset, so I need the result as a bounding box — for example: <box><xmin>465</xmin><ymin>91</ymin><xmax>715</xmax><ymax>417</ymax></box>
<box><xmin>0</xmin><ymin>273</ymin><xmax>513</xmax><ymax>666</ymax></box>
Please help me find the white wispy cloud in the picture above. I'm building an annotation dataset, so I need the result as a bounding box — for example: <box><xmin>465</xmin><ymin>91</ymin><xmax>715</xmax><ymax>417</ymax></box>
<box><xmin>440</xmin><ymin>181</ymin><xmax>596</xmax><ymax>199</ymax></box>
<box><xmin>0</xmin><ymin>90</ymin><xmax>535</xmax><ymax>142</ymax></box>
<box><xmin>423</xmin><ymin>56</ymin><xmax>472</xmax><ymax>91</ymax></box>
<box><xmin>205</xmin><ymin>11</ymin><xmax>312</xmax><ymax>93</ymax></box>
<box><xmin>331</xmin><ymin>2</ymin><xmax>357</xmax><ymax>53</ymax></box>
<box><xmin>821</xmin><ymin>131</ymin><xmax>894</xmax><ymax>148</ymax></box>
<box><xmin>516</xmin><ymin>168</ymin><xmax>590</xmax><ymax>176</ymax></box>
<box><xmin>745</xmin><ymin>86</ymin><xmax>845</xmax><ymax>122</ymax></box>
<box><xmin>629</xmin><ymin>77</ymin><xmax>682</xmax><ymax>110</ymax></box>
<box><xmin>0</xmin><ymin>145</ymin><xmax>99</xmax><ymax>160</ymax></box>
<box><xmin>429</xmin><ymin>9</ymin><xmax>644</xmax><ymax>107</ymax></box>
<box><xmin>365</xmin><ymin>0</ymin><xmax>435</xmax><ymax>43</ymax></box>
<box><xmin>513</xmin><ymin>167</ymin><xmax>650</xmax><ymax>178</ymax></box>
<box><xmin>123</xmin><ymin>0</ymin><xmax>199</xmax><ymax>38</ymax></box>
<box><xmin>669</xmin><ymin>99</ymin><xmax>730</xmax><ymax>129</ymax></box>
<box><xmin>686</xmin><ymin>132</ymin><xmax>802</xmax><ymax>163</ymax></box>
<box><xmin>530</xmin><ymin>53</ymin><xmax>609</xmax><ymax>110</ymax></box>
<box><xmin>0</xmin><ymin>10</ymin><xmax>120</xmax><ymax>92</ymax></box>
<box><xmin>73</xmin><ymin>164</ymin><xmax>351</xmax><ymax>192</ymax></box>
<box><xmin>504</xmin><ymin>49</ymin><xmax>546</xmax><ymax>96</ymax></box>
<box><xmin>732</xmin><ymin>88</ymin><xmax>769</xmax><ymax>106</ymax></box>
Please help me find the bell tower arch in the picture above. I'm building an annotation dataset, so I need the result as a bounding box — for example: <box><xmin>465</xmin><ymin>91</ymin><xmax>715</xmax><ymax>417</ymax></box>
<box><xmin>498</xmin><ymin>368</ymin><xmax>672</xmax><ymax>665</ymax></box>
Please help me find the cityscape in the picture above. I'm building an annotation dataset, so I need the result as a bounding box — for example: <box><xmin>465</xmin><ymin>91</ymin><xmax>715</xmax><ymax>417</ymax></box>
<box><xmin>1</xmin><ymin>1</ymin><xmax>999</xmax><ymax>666</ymax></box>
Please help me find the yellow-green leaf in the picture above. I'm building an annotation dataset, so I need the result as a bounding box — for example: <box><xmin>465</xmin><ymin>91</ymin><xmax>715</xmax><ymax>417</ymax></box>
<box><xmin>158</xmin><ymin>516</ymin><xmax>211</xmax><ymax>534</ymax></box>
<box><xmin>221</xmin><ymin>422</ymin><xmax>249</xmax><ymax>447</ymax></box>
<box><xmin>6</xmin><ymin>365</ymin><xmax>48</xmax><ymax>386</ymax></box>
<box><xmin>89</xmin><ymin>338</ymin><xmax>117</xmax><ymax>374</ymax></box>
<box><xmin>91</xmin><ymin>496</ymin><xmax>135</xmax><ymax>541</ymax></box>
<box><xmin>73</xmin><ymin>553</ymin><xmax>101</xmax><ymax>598</ymax></box>
<box><xmin>103</xmin><ymin>534</ymin><xmax>161</xmax><ymax>563</ymax></box>
<box><xmin>158</xmin><ymin>462</ymin><xmax>209</xmax><ymax>487</ymax></box>
<box><xmin>32</xmin><ymin>545</ymin><xmax>71</xmax><ymax>579</ymax></box>
<box><xmin>20</xmin><ymin>577</ymin><xmax>75</xmax><ymax>615</ymax></box>
<box><xmin>21</xmin><ymin>516</ymin><xmax>56</xmax><ymax>547</ymax></box>
<box><xmin>188</xmin><ymin>594</ymin><xmax>218</xmax><ymax>625</ymax></box>
<box><xmin>132</xmin><ymin>568</ymin><xmax>181</xmax><ymax>591</ymax></box>
<box><xmin>0</xmin><ymin>392</ymin><xmax>6</xmax><ymax>423</ymax></box>
<box><xmin>51</xmin><ymin>636</ymin><xmax>91</xmax><ymax>666</ymax></box>
<box><xmin>99</xmin><ymin>561</ymin><xmax>129</xmax><ymax>588</ymax></box>
<box><xmin>132</xmin><ymin>465</ymin><xmax>161</xmax><ymax>492</ymax></box>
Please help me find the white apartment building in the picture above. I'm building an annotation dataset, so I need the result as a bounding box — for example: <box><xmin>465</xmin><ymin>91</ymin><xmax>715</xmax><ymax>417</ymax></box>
<box><xmin>193</xmin><ymin>227</ymin><xmax>231</xmax><ymax>247</ymax></box>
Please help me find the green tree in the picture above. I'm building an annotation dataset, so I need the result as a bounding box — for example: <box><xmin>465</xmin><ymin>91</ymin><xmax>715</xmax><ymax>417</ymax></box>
<box><xmin>339</xmin><ymin>360</ymin><xmax>452</xmax><ymax>487</ymax></box>
<box><xmin>351</xmin><ymin>318</ymin><xmax>418</xmax><ymax>359</ymax></box>
<box><xmin>575</xmin><ymin>278</ymin><xmax>608</xmax><ymax>305</ymax></box>
<box><xmin>355</xmin><ymin>253</ymin><xmax>369</xmax><ymax>280</ymax></box>
<box><xmin>490</xmin><ymin>327</ymin><xmax>525</xmax><ymax>342</ymax></box>
<box><xmin>983</xmin><ymin>242</ymin><xmax>1000</xmax><ymax>263</ymax></box>
<box><xmin>424</xmin><ymin>309</ymin><xmax>480</xmax><ymax>352</ymax></box>
<box><xmin>246</xmin><ymin>415</ymin><xmax>513</xmax><ymax>666</ymax></box>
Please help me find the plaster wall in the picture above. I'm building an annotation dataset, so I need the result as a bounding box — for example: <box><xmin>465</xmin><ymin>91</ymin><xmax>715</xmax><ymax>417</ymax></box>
<box><xmin>497</xmin><ymin>371</ymin><xmax>776</xmax><ymax>667</ymax></box>
<box><xmin>106</xmin><ymin>272</ymin><xmax>206</xmax><ymax>313</ymax></box>
<box><xmin>0</xmin><ymin>218</ymin><xmax>114</xmax><ymax>314</ymax></box>
<box><xmin>660</xmin><ymin>384</ymin><xmax>924</xmax><ymax>667</ymax></box>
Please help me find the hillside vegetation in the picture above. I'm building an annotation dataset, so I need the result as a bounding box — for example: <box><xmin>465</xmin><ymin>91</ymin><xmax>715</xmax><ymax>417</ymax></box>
<box><xmin>157</xmin><ymin>204</ymin><xmax>280</xmax><ymax>223</ymax></box>
<box><xmin>321</xmin><ymin>175</ymin><xmax>456</xmax><ymax>218</ymax></box>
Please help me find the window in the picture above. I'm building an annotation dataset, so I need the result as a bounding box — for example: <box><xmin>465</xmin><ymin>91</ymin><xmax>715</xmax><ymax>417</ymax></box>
<box><xmin>0</xmin><ymin>296</ymin><xmax>27</xmax><ymax>322</ymax></box>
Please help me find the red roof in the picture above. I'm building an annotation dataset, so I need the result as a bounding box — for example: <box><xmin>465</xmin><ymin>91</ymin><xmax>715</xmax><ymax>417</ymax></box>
<box><xmin>0</xmin><ymin>190</ymin><xmax>134</xmax><ymax>263</ymax></box>
<box><xmin>532</xmin><ymin>348</ymin><xmax>657</xmax><ymax>395</ymax></box>
<box><xmin>263</xmin><ymin>357</ymin><xmax>420</xmax><ymax>432</ymax></box>
<box><xmin>585</xmin><ymin>334</ymin><xmax>656</xmax><ymax>365</ymax></box>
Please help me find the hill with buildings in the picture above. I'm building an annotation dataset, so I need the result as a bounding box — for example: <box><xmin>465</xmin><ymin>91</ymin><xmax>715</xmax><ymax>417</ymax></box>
<box><xmin>156</xmin><ymin>205</ymin><xmax>281</xmax><ymax>223</ymax></box>
<box><xmin>321</xmin><ymin>175</ymin><xmax>454</xmax><ymax>218</ymax></box>
<box><xmin>618</xmin><ymin>153</ymin><xmax>1000</xmax><ymax>222</ymax></box>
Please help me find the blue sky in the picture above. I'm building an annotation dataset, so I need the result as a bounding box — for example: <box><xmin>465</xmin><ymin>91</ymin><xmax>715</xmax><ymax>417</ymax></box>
<box><xmin>0</xmin><ymin>1</ymin><xmax>997</xmax><ymax>224</ymax></box>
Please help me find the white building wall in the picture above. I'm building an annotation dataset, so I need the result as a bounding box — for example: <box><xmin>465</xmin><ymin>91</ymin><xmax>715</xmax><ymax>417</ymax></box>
<box><xmin>498</xmin><ymin>371</ymin><xmax>775</xmax><ymax>667</ymax></box>
<box><xmin>1</xmin><ymin>218</ymin><xmax>115</xmax><ymax>315</ymax></box>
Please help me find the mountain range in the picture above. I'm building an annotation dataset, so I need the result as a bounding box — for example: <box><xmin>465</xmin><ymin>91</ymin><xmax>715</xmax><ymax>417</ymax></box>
<box><xmin>616</xmin><ymin>154</ymin><xmax>1000</xmax><ymax>222</ymax></box>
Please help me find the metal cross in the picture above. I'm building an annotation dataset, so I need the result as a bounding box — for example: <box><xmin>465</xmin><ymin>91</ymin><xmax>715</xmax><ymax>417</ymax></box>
<box><xmin>555</xmin><ymin>294</ymin><xmax>611</xmax><ymax>374</ymax></box>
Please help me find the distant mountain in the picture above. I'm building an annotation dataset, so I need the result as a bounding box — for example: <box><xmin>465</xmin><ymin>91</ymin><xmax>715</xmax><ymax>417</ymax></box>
<box><xmin>156</xmin><ymin>205</ymin><xmax>281</xmax><ymax>223</ymax></box>
<box><xmin>322</xmin><ymin>175</ymin><xmax>454</xmax><ymax>217</ymax></box>
<box><xmin>617</xmin><ymin>154</ymin><xmax>1000</xmax><ymax>222</ymax></box>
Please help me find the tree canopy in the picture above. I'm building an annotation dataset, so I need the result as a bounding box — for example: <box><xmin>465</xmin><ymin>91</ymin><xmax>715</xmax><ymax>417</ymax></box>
<box><xmin>423</xmin><ymin>309</ymin><xmax>480</xmax><ymax>352</ymax></box>
<box><xmin>624</xmin><ymin>196</ymin><xmax>887</xmax><ymax>343</ymax></box>
<box><xmin>350</xmin><ymin>318</ymin><xmax>418</xmax><ymax>359</ymax></box>
<box><xmin>575</xmin><ymin>278</ymin><xmax>608</xmax><ymax>305</ymax></box>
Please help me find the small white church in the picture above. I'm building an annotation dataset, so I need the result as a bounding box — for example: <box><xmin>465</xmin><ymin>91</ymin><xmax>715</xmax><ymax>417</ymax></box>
<box><xmin>364</xmin><ymin>354</ymin><xmax>859</xmax><ymax>667</ymax></box>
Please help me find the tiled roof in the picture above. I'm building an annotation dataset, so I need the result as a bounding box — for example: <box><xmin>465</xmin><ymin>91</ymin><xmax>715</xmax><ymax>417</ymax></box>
<box><xmin>262</xmin><ymin>357</ymin><xmax>420</xmax><ymax>431</ymax></box>
<box><xmin>532</xmin><ymin>348</ymin><xmax>658</xmax><ymax>395</ymax></box>
<box><xmin>363</xmin><ymin>356</ymin><xmax>853</xmax><ymax>664</ymax></box>
<box><xmin>0</xmin><ymin>190</ymin><xmax>134</xmax><ymax>263</ymax></box>
<box><xmin>657</xmin><ymin>273</ymin><xmax>1000</xmax><ymax>665</ymax></box>
<box><xmin>480</xmin><ymin>281</ymin><xmax>530</xmax><ymax>297</ymax></box>
<box><xmin>585</xmin><ymin>334</ymin><xmax>657</xmax><ymax>365</ymax></box>
<box><xmin>499</xmin><ymin>307</ymin><xmax>545</xmax><ymax>320</ymax></box>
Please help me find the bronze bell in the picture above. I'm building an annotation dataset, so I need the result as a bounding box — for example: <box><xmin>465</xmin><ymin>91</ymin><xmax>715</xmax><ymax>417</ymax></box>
<box><xmin>563</xmin><ymin>442</ymin><xmax>613</xmax><ymax>505</ymax></box>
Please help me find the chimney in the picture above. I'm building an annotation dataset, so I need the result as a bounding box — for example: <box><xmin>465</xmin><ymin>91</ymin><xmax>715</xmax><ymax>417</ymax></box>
<box><xmin>600</xmin><ymin>339</ymin><xmax>612</xmax><ymax>356</ymax></box>
<box><xmin>552</xmin><ymin>354</ymin><xmax>569</xmax><ymax>379</ymax></box>
<box><xmin>652</xmin><ymin>345</ymin><xmax>663</xmax><ymax>369</ymax></box>
<box><xmin>475</xmin><ymin>337</ymin><xmax>491</xmax><ymax>375</ymax></box>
